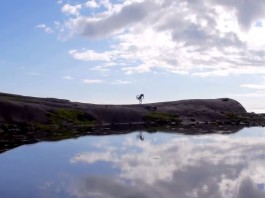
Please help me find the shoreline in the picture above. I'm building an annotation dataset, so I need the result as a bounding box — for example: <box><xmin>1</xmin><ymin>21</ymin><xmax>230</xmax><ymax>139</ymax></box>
<box><xmin>1</xmin><ymin>91</ymin><xmax>265</xmax><ymax>132</ymax></box>
<box><xmin>1</xmin><ymin>91</ymin><xmax>265</xmax><ymax>154</ymax></box>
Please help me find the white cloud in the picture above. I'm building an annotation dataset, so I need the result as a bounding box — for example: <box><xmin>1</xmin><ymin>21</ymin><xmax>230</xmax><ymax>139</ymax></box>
<box><xmin>111</xmin><ymin>80</ymin><xmax>133</xmax><ymax>85</ymax></box>
<box><xmin>36</xmin><ymin>24</ymin><xmax>53</xmax><ymax>34</ymax></box>
<box><xmin>85</xmin><ymin>0</ymin><xmax>99</xmax><ymax>8</ymax></box>
<box><xmin>240</xmin><ymin>84</ymin><xmax>265</xmax><ymax>90</ymax></box>
<box><xmin>193</xmin><ymin>66</ymin><xmax>265</xmax><ymax>77</ymax></box>
<box><xmin>212</xmin><ymin>0</ymin><xmax>265</xmax><ymax>30</ymax></box>
<box><xmin>59</xmin><ymin>0</ymin><xmax>265</xmax><ymax>76</ymax></box>
<box><xmin>232</xmin><ymin>92</ymin><xmax>265</xmax><ymax>98</ymax></box>
<box><xmin>69</xmin><ymin>129</ymin><xmax>265</xmax><ymax>197</ymax></box>
<box><xmin>62</xmin><ymin>4</ymin><xmax>82</xmax><ymax>16</ymax></box>
<box><xmin>82</xmin><ymin>78</ymin><xmax>133</xmax><ymax>85</ymax></box>
<box><xmin>83</xmin><ymin>79</ymin><xmax>104</xmax><ymax>84</ymax></box>
<box><xmin>54</xmin><ymin>21</ymin><xmax>65</xmax><ymax>33</ymax></box>
<box><xmin>69</xmin><ymin>49</ymin><xmax>113</xmax><ymax>62</ymax></box>
<box><xmin>99</xmin><ymin>0</ymin><xmax>112</xmax><ymax>10</ymax></box>
<box><xmin>66</xmin><ymin>0</ymin><xmax>157</xmax><ymax>38</ymax></box>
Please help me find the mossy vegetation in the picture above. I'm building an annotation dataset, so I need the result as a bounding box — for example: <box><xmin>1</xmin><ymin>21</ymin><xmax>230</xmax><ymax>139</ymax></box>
<box><xmin>225</xmin><ymin>112</ymin><xmax>251</xmax><ymax>122</ymax></box>
<box><xmin>225</xmin><ymin>112</ymin><xmax>265</xmax><ymax>126</ymax></box>
<box><xmin>226</xmin><ymin>113</ymin><xmax>240</xmax><ymax>120</ymax></box>
<box><xmin>49</xmin><ymin>108</ymin><xmax>96</xmax><ymax>126</ymax></box>
<box><xmin>0</xmin><ymin>96</ymin><xmax>24</xmax><ymax>102</ymax></box>
<box><xmin>22</xmin><ymin>108</ymin><xmax>98</xmax><ymax>132</ymax></box>
<box><xmin>0</xmin><ymin>108</ymin><xmax>97</xmax><ymax>133</ymax></box>
<box><xmin>144</xmin><ymin>112</ymin><xmax>181</xmax><ymax>125</ymax></box>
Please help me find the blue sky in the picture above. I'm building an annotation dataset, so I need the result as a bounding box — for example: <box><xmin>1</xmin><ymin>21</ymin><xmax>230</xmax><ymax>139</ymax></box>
<box><xmin>1</xmin><ymin>0</ymin><xmax>265</xmax><ymax>112</ymax></box>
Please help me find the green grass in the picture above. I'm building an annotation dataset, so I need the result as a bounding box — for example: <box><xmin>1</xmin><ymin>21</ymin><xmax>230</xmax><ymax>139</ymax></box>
<box><xmin>144</xmin><ymin>112</ymin><xmax>180</xmax><ymax>125</ymax></box>
<box><xmin>49</xmin><ymin>108</ymin><xmax>96</xmax><ymax>126</ymax></box>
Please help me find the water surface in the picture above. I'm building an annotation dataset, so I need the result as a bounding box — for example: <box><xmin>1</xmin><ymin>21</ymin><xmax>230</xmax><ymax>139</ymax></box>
<box><xmin>1</xmin><ymin>128</ymin><xmax>265</xmax><ymax>198</ymax></box>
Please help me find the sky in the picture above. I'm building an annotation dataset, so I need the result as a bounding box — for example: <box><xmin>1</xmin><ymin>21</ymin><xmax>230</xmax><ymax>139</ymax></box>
<box><xmin>1</xmin><ymin>0</ymin><xmax>265</xmax><ymax>112</ymax></box>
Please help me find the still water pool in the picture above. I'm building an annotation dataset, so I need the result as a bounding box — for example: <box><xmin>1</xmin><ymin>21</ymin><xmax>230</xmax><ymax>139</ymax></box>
<box><xmin>1</xmin><ymin>127</ymin><xmax>265</xmax><ymax>198</ymax></box>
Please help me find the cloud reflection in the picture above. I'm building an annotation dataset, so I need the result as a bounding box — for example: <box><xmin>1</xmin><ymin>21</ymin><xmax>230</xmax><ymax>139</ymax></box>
<box><xmin>69</xmin><ymin>129</ymin><xmax>265</xmax><ymax>197</ymax></box>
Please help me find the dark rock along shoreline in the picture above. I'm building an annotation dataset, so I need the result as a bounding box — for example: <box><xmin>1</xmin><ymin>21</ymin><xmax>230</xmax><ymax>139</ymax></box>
<box><xmin>1</xmin><ymin>92</ymin><xmax>265</xmax><ymax>129</ymax></box>
<box><xmin>1</xmin><ymin>92</ymin><xmax>265</xmax><ymax>154</ymax></box>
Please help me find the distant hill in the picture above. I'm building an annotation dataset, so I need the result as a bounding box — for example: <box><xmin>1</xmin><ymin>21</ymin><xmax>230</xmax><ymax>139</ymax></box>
<box><xmin>0</xmin><ymin>92</ymin><xmax>248</xmax><ymax>125</ymax></box>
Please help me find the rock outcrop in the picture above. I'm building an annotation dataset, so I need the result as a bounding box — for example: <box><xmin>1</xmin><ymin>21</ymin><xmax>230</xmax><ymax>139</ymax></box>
<box><xmin>0</xmin><ymin>92</ymin><xmax>263</xmax><ymax>128</ymax></box>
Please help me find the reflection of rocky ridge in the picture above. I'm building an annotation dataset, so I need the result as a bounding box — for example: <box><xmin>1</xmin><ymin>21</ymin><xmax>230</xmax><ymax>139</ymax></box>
<box><xmin>0</xmin><ymin>125</ymin><xmax>243</xmax><ymax>154</ymax></box>
<box><xmin>68</xmin><ymin>129</ymin><xmax>265</xmax><ymax>198</ymax></box>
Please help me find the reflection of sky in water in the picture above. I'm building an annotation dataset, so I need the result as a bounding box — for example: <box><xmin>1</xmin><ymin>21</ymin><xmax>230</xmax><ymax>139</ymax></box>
<box><xmin>1</xmin><ymin>128</ymin><xmax>265</xmax><ymax>197</ymax></box>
